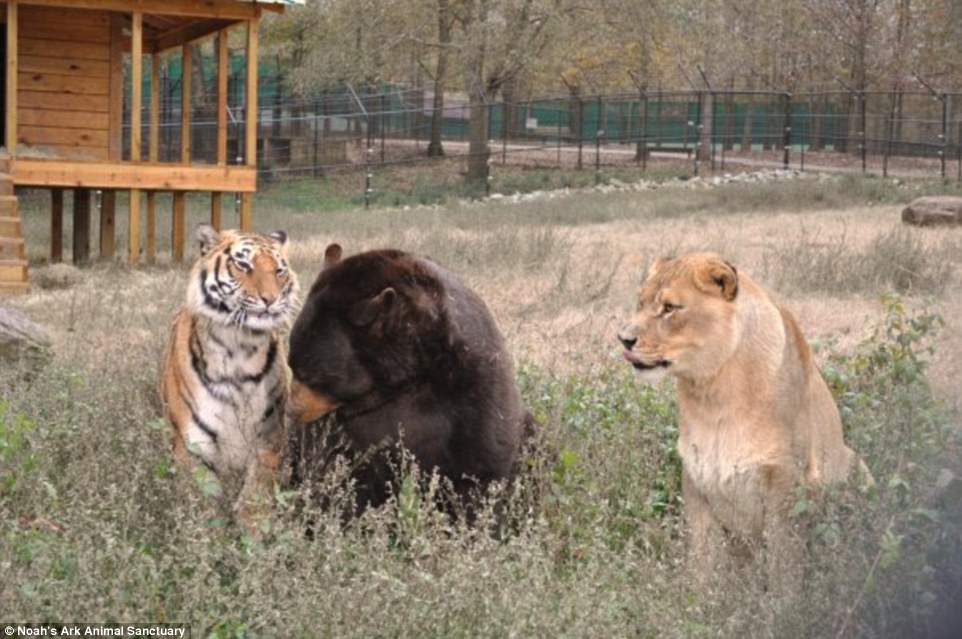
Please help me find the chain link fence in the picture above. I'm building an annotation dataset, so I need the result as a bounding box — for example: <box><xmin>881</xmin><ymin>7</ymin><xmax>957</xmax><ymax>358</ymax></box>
<box><xmin>128</xmin><ymin>84</ymin><xmax>962</xmax><ymax>202</ymax></box>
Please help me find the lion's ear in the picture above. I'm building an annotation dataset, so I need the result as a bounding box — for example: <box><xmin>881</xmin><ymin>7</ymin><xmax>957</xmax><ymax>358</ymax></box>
<box><xmin>349</xmin><ymin>287</ymin><xmax>396</xmax><ymax>326</ymax></box>
<box><xmin>696</xmin><ymin>259</ymin><xmax>738</xmax><ymax>301</ymax></box>
<box><xmin>324</xmin><ymin>243</ymin><xmax>343</xmax><ymax>269</ymax></box>
<box><xmin>647</xmin><ymin>255</ymin><xmax>672</xmax><ymax>278</ymax></box>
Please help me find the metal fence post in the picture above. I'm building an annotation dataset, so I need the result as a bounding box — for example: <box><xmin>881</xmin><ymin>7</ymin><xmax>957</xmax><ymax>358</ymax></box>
<box><xmin>595</xmin><ymin>96</ymin><xmax>604</xmax><ymax>183</ymax></box>
<box><xmin>577</xmin><ymin>97</ymin><xmax>584</xmax><ymax>170</ymax></box>
<box><xmin>782</xmin><ymin>92</ymin><xmax>792</xmax><ymax>169</ymax></box>
<box><xmin>860</xmin><ymin>91</ymin><xmax>867</xmax><ymax>173</ymax></box>
<box><xmin>939</xmin><ymin>92</ymin><xmax>947</xmax><ymax>180</ymax></box>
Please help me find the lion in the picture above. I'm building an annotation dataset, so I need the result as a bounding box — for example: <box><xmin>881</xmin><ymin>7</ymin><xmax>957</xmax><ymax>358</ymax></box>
<box><xmin>617</xmin><ymin>252</ymin><xmax>871</xmax><ymax>583</ymax></box>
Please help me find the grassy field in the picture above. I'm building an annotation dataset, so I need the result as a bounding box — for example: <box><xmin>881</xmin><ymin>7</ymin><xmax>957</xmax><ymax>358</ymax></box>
<box><xmin>3</xmin><ymin>172</ymin><xmax>962</xmax><ymax>638</ymax></box>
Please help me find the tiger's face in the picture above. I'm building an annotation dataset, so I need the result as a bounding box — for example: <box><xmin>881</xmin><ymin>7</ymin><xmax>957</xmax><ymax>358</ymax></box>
<box><xmin>187</xmin><ymin>224</ymin><xmax>300</xmax><ymax>332</ymax></box>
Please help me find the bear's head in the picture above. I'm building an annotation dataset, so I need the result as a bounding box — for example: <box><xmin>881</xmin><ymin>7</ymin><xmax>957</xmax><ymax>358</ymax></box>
<box><xmin>287</xmin><ymin>244</ymin><xmax>449</xmax><ymax>425</ymax></box>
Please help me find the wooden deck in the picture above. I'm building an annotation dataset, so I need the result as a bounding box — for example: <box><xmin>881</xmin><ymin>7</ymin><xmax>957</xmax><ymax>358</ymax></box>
<box><xmin>11</xmin><ymin>159</ymin><xmax>257</xmax><ymax>193</ymax></box>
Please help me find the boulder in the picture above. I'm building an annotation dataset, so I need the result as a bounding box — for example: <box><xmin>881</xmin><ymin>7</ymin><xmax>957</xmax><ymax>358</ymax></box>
<box><xmin>901</xmin><ymin>196</ymin><xmax>962</xmax><ymax>227</ymax></box>
<box><xmin>0</xmin><ymin>305</ymin><xmax>51</xmax><ymax>373</ymax></box>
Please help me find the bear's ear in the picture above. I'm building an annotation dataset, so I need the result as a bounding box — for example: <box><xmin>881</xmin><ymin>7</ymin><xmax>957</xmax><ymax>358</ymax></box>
<box><xmin>324</xmin><ymin>244</ymin><xmax>343</xmax><ymax>270</ymax></box>
<box><xmin>196</xmin><ymin>223</ymin><xmax>221</xmax><ymax>257</ymax></box>
<box><xmin>348</xmin><ymin>287</ymin><xmax>396</xmax><ymax>326</ymax></box>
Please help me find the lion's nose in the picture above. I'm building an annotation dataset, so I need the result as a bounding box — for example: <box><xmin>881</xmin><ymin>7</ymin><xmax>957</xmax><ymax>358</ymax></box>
<box><xmin>619</xmin><ymin>335</ymin><xmax>637</xmax><ymax>350</ymax></box>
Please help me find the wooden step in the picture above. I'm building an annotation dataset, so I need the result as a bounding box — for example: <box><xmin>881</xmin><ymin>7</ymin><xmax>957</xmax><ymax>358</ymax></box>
<box><xmin>0</xmin><ymin>215</ymin><xmax>21</xmax><ymax>237</ymax></box>
<box><xmin>0</xmin><ymin>259</ymin><xmax>28</xmax><ymax>283</ymax></box>
<box><xmin>0</xmin><ymin>195</ymin><xmax>17</xmax><ymax>216</ymax></box>
<box><xmin>0</xmin><ymin>280</ymin><xmax>29</xmax><ymax>295</ymax></box>
<box><xmin>0</xmin><ymin>237</ymin><xmax>25</xmax><ymax>260</ymax></box>
<box><xmin>0</xmin><ymin>176</ymin><xmax>12</xmax><ymax>197</ymax></box>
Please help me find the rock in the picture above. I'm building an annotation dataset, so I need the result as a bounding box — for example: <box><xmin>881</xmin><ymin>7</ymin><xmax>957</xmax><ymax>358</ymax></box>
<box><xmin>901</xmin><ymin>196</ymin><xmax>962</xmax><ymax>227</ymax></box>
<box><xmin>0</xmin><ymin>305</ymin><xmax>52</xmax><ymax>374</ymax></box>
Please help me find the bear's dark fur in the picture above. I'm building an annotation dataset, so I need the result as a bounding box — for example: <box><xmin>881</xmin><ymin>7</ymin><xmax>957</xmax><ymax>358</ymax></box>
<box><xmin>287</xmin><ymin>245</ymin><xmax>535</xmax><ymax>514</ymax></box>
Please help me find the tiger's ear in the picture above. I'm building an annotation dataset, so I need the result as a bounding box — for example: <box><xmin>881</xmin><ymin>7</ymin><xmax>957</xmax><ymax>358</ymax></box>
<box><xmin>324</xmin><ymin>244</ymin><xmax>343</xmax><ymax>270</ymax></box>
<box><xmin>695</xmin><ymin>258</ymin><xmax>738</xmax><ymax>301</ymax></box>
<box><xmin>348</xmin><ymin>287</ymin><xmax>396</xmax><ymax>326</ymax></box>
<box><xmin>269</xmin><ymin>230</ymin><xmax>289</xmax><ymax>247</ymax></box>
<box><xmin>196</xmin><ymin>224</ymin><xmax>221</xmax><ymax>257</ymax></box>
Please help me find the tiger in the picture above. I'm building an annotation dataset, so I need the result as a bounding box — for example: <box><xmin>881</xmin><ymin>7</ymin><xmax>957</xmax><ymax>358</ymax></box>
<box><xmin>159</xmin><ymin>223</ymin><xmax>300</xmax><ymax>519</ymax></box>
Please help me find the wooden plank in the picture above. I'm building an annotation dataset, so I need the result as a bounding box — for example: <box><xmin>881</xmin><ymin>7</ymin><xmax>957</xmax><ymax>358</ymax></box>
<box><xmin>128</xmin><ymin>188</ymin><xmax>140</xmax><ymax>265</ymax></box>
<box><xmin>19</xmin><ymin>22</ymin><xmax>110</xmax><ymax>44</ymax></box>
<box><xmin>99</xmin><ymin>189</ymin><xmax>115</xmax><ymax>259</ymax></box>
<box><xmin>239</xmin><ymin>192</ymin><xmax>251</xmax><ymax>231</ymax></box>
<box><xmin>180</xmin><ymin>43</ymin><xmax>191</xmax><ymax>163</ymax></box>
<box><xmin>20</xmin><ymin>6</ymin><xmax>110</xmax><ymax>26</ymax></box>
<box><xmin>20</xmin><ymin>90</ymin><xmax>109</xmax><ymax>113</ymax></box>
<box><xmin>145</xmin><ymin>191</ymin><xmax>156</xmax><ymax>263</ymax></box>
<box><xmin>245</xmin><ymin>18</ymin><xmax>258</xmax><ymax>169</ymax></box>
<box><xmin>18</xmin><ymin>126</ymin><xmax>109</xmax><ymax>148</ymax></box>
<box><xmin>210</xmin><ymin>192</ymin><xmax>222</xmax><ymax>230</ymax></box>
<box><xmin>149</xmin><ymin>54</ymin><xmax>159</xmax><ymax>162</ymax></box>
<box><xmin>130</xmin><ymin>12</ymin><xmax>143</xmax><ymax>162</ymax></box>
<box><xmin>21</xmin><ymin>0</ymin><xmax>260</xmax><ymax>21</ymax></box>
<box><xmin>51</xmin><ymin>189</ymin><xmax>63</xmax><ymax>263</ymax></box>
<box><xmin>17</xmin><ymin>71</ymin><xmax>109</xmax><ymax>95</ymax></box>
<box><xmin>19</xmin><ymin>110</ymin><xmax>109</xmax><ymax>130</ymax></box>
<box><xmin>7</xmin><ymin>3</ymin><xmax>18</xmax><ymax>155</ymax></box>
<box><xmin>13</xmin><ymin>159</ymin><xmax>258</xmax><ymax>192</ymax></box>
<box><xmin>0</xmin><ymin>261</ymin><xmax>29</xmax><ymax>282</ymax></box>
<box><xmin>0</xmin><ymin>238</ymin><xmax>25</xmax><ymax>261</ymax></box>
<box><xmin>172</xmin><ymin>192</ymin><xmax>186</xmax><ymax>263</ymax></box>
<box><xmin>154</xmin><ymin>18</ymin><xmax>232</xmax><ymax>53</ymax></box>
<box><xmin>108</xmin><ymin>14</ymin><xmax>124</xmax><ymax>161</ymax></box>
<box><xmin>19</xmin><ymin>56</ymin><xmax>110</xmax><ymax>79</ymax></box>
<box><xmin>216</xmin><ymin>29</ymin><xmax>228</xmax><ymax>165</ymax></box>
<box><xmin>20</xmin><ymin>38</ymin><xmax>109</xmax><ymax>62</ymax></box>
<box><xmin>73</xmin><ymin>188</ymin><xmax>91</xmax><ymax>264</ymax></box>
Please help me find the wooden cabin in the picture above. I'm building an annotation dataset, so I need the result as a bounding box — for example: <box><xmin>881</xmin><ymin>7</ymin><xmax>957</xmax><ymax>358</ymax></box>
<box><xmin>0</xmin><ymin>0</ymin><xmax>303</xmax><ymax>294</ymax></box>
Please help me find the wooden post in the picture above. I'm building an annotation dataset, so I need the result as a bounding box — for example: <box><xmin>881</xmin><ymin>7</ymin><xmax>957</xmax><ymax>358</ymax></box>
<box><xmin>6</xmin><ymin>2</ymin><xmax>18</xmax><ymax>155</ymax></box>
<box><xmin>99</xmin><ymin>191</ymin><xmax>116</xmax><ymax>259</ymax></box>
<box><xmin>213</xmin><ymin>28</ymin><xmax>228</xmax><ymax>230</ymax></box>
<box><xmin>128</xmin><ymin>189</ymin><xmax>140</xmax><ymax>265</ymax></box>
<box><xmin>108</xmin><ymin>14</ymin><xmax>124</xmax><ymax>160</ymax></box>
<box><xmin>150</xmin><ymin>54</ymin><xmax>160</xmax><ymax>163</ymax></box>
<box><xmin>129</xmin><ymin>11</ymin><xmax>143</xmax><ymax>266</ymax></box>
<box><xmin>50</xmin><ymin>189</ymin><xmax>63</xmax><ymax>263</ymax></box>
<box><xmin>217</xmin><ymin>29</ymin><xmax>229</xmax><ymax>167</ymax></box>
<box><xmin>172</xmin><ymin>193</ymin><xmax>186</xmax><ymax>263</ymax></box>
<box><xmin>181</xmin><ymin>43</ymin><xmax>192</xmax><ymax>164</ymax></box>
<box><xmin>73</xmin><ymin>189</ymin><xmax>91</xmax><ymax>265</ymax></box>
<box><xmin>241</xmin><ymin>17</ymin><xmax>259</xmax><ymax>232</ymax></box>
<box><xmin>239</xmin><ymin>194</ymin><xmax>252</xmax><ymax>231</ymax></box>
<box><xmin>130</xmin><ymin>12</ymin><xmax>143</xmax><ymax>163</ymax></box>
<box><xmin>210</xmin><ymin>193</ymin><xmax>222</xmax><ymax>230</ymax></box>
<box><xmin>146</xmin><ymin>192</ymin><xmax>156</xmax><ymax>263</ymax></box>
<box><xmin>147</xmin><ymin>52</ymin><xmax>159</xmax><ymax>265</ymax></box>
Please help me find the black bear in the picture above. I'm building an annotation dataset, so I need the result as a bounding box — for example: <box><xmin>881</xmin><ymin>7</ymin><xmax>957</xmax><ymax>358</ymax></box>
<box><xmin>287</xmin><ymin>244</ymin><xmax>535</xmax><ymax>514</ymax></box>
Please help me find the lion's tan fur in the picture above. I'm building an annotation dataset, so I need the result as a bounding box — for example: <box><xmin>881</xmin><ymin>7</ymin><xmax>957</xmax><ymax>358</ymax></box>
<box><xmin>619</xmin><ymin>252</ymin><xmax>870</xmax><ymax>578</ymax></box>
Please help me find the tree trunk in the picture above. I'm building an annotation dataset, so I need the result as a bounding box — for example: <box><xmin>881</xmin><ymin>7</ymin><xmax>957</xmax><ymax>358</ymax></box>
<box><xmin>427</xmin><ymin>0</ymin><xmax>452</xmax><ymax>158</ymax></box>
<box><xmin>466</xmin><ymin>88</ymin><xmax>490</xmax><ymax>185</ymax></box>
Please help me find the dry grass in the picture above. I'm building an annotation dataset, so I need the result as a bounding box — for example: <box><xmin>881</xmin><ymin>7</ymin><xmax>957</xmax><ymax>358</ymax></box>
<box><xmin>3</xmin><ymin>174</ymin><xmax>962</xmax><ymax>637</ymax></box>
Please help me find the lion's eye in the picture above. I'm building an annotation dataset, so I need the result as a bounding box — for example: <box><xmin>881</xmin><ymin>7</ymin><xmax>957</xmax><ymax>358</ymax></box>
<box><xmin>662</xmin><ymin>303</ymin><xmax>680</xmax><ymax>315</ymax></box>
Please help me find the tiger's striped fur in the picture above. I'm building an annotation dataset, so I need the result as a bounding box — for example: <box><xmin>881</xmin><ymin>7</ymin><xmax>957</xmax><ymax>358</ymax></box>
<box><xmin>159</xmin><ymin>224</ymin><xmax>300</xmax><ymax>514</ymax></box>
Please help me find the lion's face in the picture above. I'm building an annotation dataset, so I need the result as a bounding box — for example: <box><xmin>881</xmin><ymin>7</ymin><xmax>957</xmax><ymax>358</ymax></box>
<box><xmin>618</xmin><ymin>253</ymin><xmax>741</xmax><ymax>382</ymax></box>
